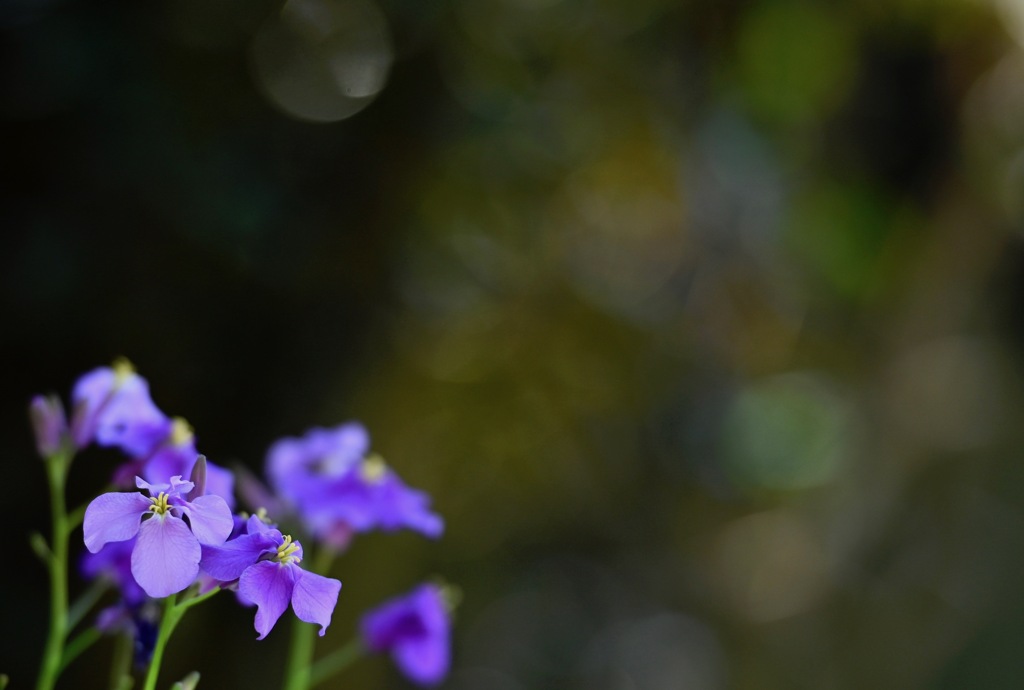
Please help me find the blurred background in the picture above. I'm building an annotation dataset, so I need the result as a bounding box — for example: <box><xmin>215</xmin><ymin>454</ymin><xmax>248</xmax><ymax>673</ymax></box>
<box><xmin>4</xmin><ymin>0</ymin><xmax>1024</xmax><ymax>687</ymax></box>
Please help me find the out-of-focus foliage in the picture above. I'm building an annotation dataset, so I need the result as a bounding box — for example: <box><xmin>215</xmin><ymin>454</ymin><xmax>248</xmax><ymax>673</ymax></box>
<box><xmin>4</xmin><ymin>0</ymin><xmax>1024</xmax><ymax>687</ymax></box>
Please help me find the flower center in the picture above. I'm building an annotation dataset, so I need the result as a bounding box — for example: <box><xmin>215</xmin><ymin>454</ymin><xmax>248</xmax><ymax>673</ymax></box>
<box><xmin>112</xmin><ymin>357</ymin><xmax>135</xmax><ymax>385</ymax></box>
<box><xmin>275</xmin><ymin>535</ymin><xmax>301</xmax><ymax>565</ymax></box>
<box><xmin>360</xmin><ymin>454</ymin><xmax>387</xmax><ymax>483</ymax></box>
<box><xmin>170</xmin><ymin>417</ymin><xmax>194</xmax><ymax>446</ymax></box>
<box><xmin>148</xmin><ymin>492</ymin><xmax>171</xmax><ymax>516</ymax></box>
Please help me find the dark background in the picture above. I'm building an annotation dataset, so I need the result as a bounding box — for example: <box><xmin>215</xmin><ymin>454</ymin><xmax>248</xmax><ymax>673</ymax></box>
<box><xmin>5</xmin><ymin>0</ymin><xmax>1024</xmax><ymax>687</ymax></box>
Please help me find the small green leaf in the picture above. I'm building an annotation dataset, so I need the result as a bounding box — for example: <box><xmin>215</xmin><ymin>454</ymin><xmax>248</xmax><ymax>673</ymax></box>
<box><xmin>30</xmin><ymin>531</ymin><xmax>52</xmax><ymax>563</ymax></box>
<box><xmin>170</xmin><ymin>671</ymin><xmax>200</xmax><ymax>690</ymax></box>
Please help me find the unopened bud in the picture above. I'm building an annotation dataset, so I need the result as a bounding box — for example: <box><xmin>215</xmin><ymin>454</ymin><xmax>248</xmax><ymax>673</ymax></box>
<box><xmin>29</xmin><ymin>394</ymin><xmax>67</xmax><ymax>458</ymax></box>
<box><xmin>187</xmin><ymin>455</ymin><xmax>208</xmax><ymax>501</ymax></box>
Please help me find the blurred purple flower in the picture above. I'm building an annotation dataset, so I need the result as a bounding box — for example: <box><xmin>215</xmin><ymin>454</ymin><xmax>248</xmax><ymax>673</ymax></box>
<box><xmin>361</xmin><ymin>583</ymin><xmax>451</xmax><ymax>686</ymax></box>
<box><xmin>201</xmin><ymin>515</ymin><xmax>342</xmax><ymax>639</ymax></box>
<box><xmin>71</xmin><ymin>360</ymin><xmax>171</xmax><ymax>453</ymax></box>
<box><xmin>266</xmin><ymin>422</ymin><xmax>442</xmax><ymax>545</ymax></box>
<box><xmin>266</xmin><ymin>422</ymin><xmax>367</xmax><ymax>505</ymax></box>
<box><xmin>84</xmin><ymin>475</ymin><xmax>233</xmax><ymax>598</ymax></box>
<box><xmin>94</xmin><ymin>600</ymin><xmax>161</xmax><ymax>668</ymax></box>
<box><xmin>307</xmin><ymin>455</ymin><xmax>443</xmax><ymax>540</ymax></box>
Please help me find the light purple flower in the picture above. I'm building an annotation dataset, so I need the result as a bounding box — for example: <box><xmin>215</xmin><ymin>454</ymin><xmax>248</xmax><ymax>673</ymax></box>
<box><xmin>71</xmin><ymin>360</ymin><xmax>171</xmax><ymax>454</ymax></box>
<box><xmin>361</xmin><ymin>583</ymin><xmax>451</xmax><ymax>686</ymax></box>
<box><xmin>266</xmin><ymin>422</ymin><xmax>443</xmax><ymax>545</ymax></box>
<box><xmin>266</xmin><ymin>422</ymin><xmax>368</xmax><ymax>506</ymax></box>
<box><xmin>312</xmin><ymin>455</ymin><xmax>443</xmax><ymax>538</ymax></box>
<box><xmin>83</xmin><ymin>476</ymin><xmax>233</xmax><ymax>598</ymax></box>
<box><xmin>201</xmin><ymin>515</ymin><xmax>342</xmax><ymax>640</ymax></box>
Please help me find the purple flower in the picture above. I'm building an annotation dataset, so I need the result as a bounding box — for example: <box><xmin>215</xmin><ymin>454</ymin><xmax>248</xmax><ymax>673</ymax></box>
<box><xmin>71</xmin><ymin>360</ymin><xmax>171</xmax><ymax>453</ymax></box>
<box><xmin>266</xmin><ymin>422</ymin><xmax>368</xmax><ymax>505</ymax></box>
<box><xmin>83</xmin><ymin>475</ymin><xmax>233</xmax><ymax>598</ymax></box>
<box><xmin>201</xmin><ymin>515</ymin><xmax>342</xmax><ymax>639</ymax></box>
<box><xmin>361</xmin><ymin>584</ymin><xmax>451</xmax><ymax>686</ymax></box>
<box><xmin>29</xmin><ymin>394</ymin><xmax>68</xmax><ymax>458</ymax></box>
<box><xmin>266</xmin><ymin>422</ymin><xmax>443</xmax><ymax>545</ymax></box>
<box><xmin>311</xmin><ymin>455</ymin><xmax>443</xmax><ymax>538</ymax></box>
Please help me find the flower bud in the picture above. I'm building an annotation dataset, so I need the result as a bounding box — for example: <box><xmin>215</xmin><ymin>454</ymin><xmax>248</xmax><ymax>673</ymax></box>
<box><xmin>187</xmin><ymin>454</ymin><xmax>208</xmax><ymax>501</ymax></box>
<box><xmin>29</xmin><ymin>394</ymin><xmax>68</xmax><ymax>458</ymax></box>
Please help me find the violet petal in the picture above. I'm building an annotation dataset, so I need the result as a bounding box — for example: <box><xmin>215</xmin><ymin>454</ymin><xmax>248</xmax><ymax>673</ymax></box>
<box><xmin>290</xmin><ymin>569</ymin><xmax>342</xmax><ymax>637</ymax></box>
<box><xmin>83</xmin><ymin>492</ymin><xmax>152</xmax><ymax>553</ymax></box>
<box><xmin>131</xmin><ymin>514</ymin><xmax>201</xmax><ymax>598</ymax></box>
<box><xmin>239</xmin><ymin>561</ymin><xmax>295</xmax><ymax>640</ymax></box>
<box><xmin>179</xmin><ymin>494</ymin><xmax>233</xmax><ymax>546</ymax></box>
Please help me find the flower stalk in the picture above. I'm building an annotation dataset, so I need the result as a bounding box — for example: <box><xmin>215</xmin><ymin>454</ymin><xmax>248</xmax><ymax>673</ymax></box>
<box><xmin>142</xmin><ymin>587</ymin><xmax>220</xmax><ymax>690</ymax></box>
<box><xmin>36</xmin><ymin>448</ymin><xmax>71</xmax><ymax>690</ymax></box>
<box><xmin>282</xmin><ymin>547</ymin><xmax>336</xmax><ymax>690</ymax></box>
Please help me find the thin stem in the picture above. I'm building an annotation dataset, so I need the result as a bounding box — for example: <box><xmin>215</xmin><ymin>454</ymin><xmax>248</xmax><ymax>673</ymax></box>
<box><xmin>178</xmin><ymin>586</ymin><xmax>221</xmax><ymax>613</ymax></box>
<box><xmin>60</xmin><ymin>627</ymin><xmax>102</xmax><ymax>672</ymax></box>
<box><xmin>141</xmin><ymin>587</ymin><xmax>220</xmax><ymax>690</ymax></box>
<box><xmin>67</xmin><ymin>577</ymin><xmax>110</xmax><ymax>631</ymax></box>
<box><xmin>308</xmin><ymin>638</ymin><xmax>364</xmax><ymax>688</ymax></box>
<box><xmin>283</xmin><ymin>615</ymin><xmax>315</xmax><ymax>690</ymax></box>
<box><xmin>142</xmin><ymin>597</ymin><xmax>180</xmax><ymax>690</ymax></box>
<box><xmin>282</xmin><ymin>548</ymin><xmax>336</xmax><ymax>690</ymax></box>
<box><xmin>109</xmin><ymin>631</ymin><xmax>134</xmax><ymax>690</ymax></box>
<box><xmin>36</xmin><ymin>452</ymin><xmax>70</xmax><ymax>690</ymax></box>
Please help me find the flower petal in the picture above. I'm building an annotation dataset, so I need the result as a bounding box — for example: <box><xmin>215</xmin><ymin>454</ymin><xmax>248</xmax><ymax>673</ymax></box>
<box><xmin>131</xmin><ymin>514</ymin><xmax>201</xmax><ymax>598</ymax></box>
<box><xmin>290</xmin><ymin>570</ymin><xmax>342</xmax><ymax>637</ymax></box>
<box><xmin>200</xmin><ymin>532</ymin><xmax>278</xmax><ymax>582</ymax></box>
<box><xmin>179</xmin><ymin>494</ymin><xmax>233</xmax><ymax>546</ymax></box>
<box><xmin>394</xmin><ymin>633</ymin><xmax>450</xmax><ymax>686</ymax></box>
<box><xmin>83</xmin><ymin>492</ymin><xmax>151</xmax><ymax>553</ymax></box>
<box><xmin>239</xmin><ymin>561</ymin><xmax>295</xmax><ymax>639</ymax></box>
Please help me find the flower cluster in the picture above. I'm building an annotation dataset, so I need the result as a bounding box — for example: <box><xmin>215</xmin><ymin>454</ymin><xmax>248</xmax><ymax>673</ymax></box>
<box><xmin>26</xmin><ymin>360</ymin><xmax>454</xmax><ymax>690</ymax></box>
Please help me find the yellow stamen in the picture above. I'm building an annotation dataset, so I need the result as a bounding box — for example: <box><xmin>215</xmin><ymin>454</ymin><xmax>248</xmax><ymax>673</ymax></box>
<box><xmin>275</xmin><ymin>535</ymin><xmax>302</xmax><ymax>564</ymax></box>
<box><xmin>360</xmin><ymin>454</ymin><xmax>388</xmax><ymax>483</ymax></box>
<box><xmin>112</xmin><ymin>357</ymin><xmax>135</xmax><ymax>385</ymax></box>
<box><xmin>170</xmin><ymin>417</ymin><xmax>194</xmax><ymax>446</ymax></box>
<box><xmin>148</xmin><ymin>492</ymin><xmax>171</xmax><ymax>515</ymax></box>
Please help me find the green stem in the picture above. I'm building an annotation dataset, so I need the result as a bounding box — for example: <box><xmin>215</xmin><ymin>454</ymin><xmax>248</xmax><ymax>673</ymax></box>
<box><xmin>67</xmin><ymin>577</ymin><xmax>110</xmax><ymax>631</ymax></box>
<box><xmin>283</xmin><ymin>614</ymin><xmax>315</xmax><ymax>690</ymax></box>
<box><xmin>36</xmin><ymin>452</ymin><xmax>70</xmax><ymax>690</ymax></box>
<box><xmin>142</xmin><ymin>588</ymin><xmax>220</xmax><ymax>690</ymax></box>
<box><xmin>308</xmin><ymin>638</ymin><xmax>364</xmax><ymax>688</ymax></box>
<box><xmin>142</xmin><ymin>598</ymin><xmax>180</xmax><ymax>690</ymax></box>
<box><xmin>282</xmin><ymin>549</ymin><xmax>336</xmax><ymax>690</ymax></box>
<box><xmin>109</xmin><ymin>632</ymin><xmax>134</xmax><ymax>690</ymax></box>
